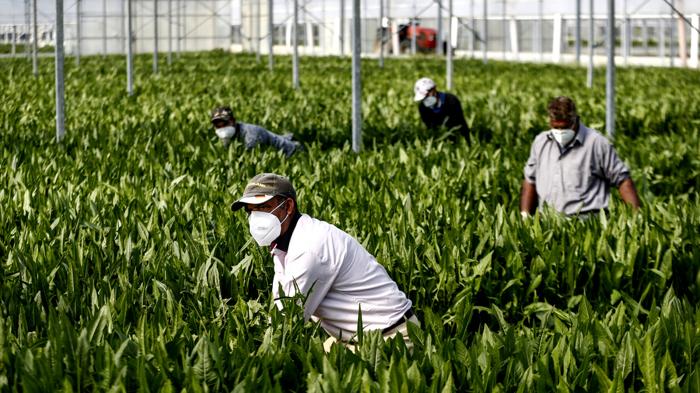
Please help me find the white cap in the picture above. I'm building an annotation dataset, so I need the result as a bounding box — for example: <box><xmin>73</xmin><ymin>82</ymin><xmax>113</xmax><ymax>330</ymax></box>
<box><xmin>413</xmin><ymin>77</ymin><xmax>436</xmax><ymax>102</ymax></box>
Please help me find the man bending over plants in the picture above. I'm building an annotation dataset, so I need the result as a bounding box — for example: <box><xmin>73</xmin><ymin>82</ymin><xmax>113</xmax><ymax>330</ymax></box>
<box><xmin>210</xmin><ymin>106</ymin><xmax>302</xmax><ymax>157</ymax></box>
<box><xmin>231</xmin><ymin>173</ymin><xmax>419</xmax><ymax>352</ymax></box>
<box><xmin>413</xmin><ymin>77</ymin><xmax>471</xmax><ymax>141</ymax></box>
<box><xmin>520</xmin><ymin>96</ymin><xmax>641</xmax><ymax>217</ymax></box>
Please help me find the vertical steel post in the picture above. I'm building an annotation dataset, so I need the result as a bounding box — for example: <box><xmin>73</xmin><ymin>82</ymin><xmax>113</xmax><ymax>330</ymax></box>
<box><xmin>606</xmin><ymin>0</ymin><xmax>615</xmax><ymax>138</ymax></box>
<box><xmin>55</xmin><ymin>0</ymin><xmax>66</xmax><ymax>142</ymax></box>
<box><xmin>76</xmin><ymin>0</ymin><xmax>81</xmax><ymax>66</ymax></box>
<box><xmin>502</xmin><ymin>0</ymin><xmax>506</xmax><ymax>60</ymax></box>
<box><xmin>12</xmin><ymin>25</ymin><xmax>17</xmax><ymax>56</ymax></box>
<box><xmin>103</xmin><ymin>0</ymin><xmax>108</xmax><ymax>56</ymax></box>
<box><xmin>587</xmin><ymin>0</ymin><xmax>593</xmax><ymax>88</ymax></box>
<box><xmin>670</xmin><ymin>0</ymin><xmax>675</xmax><ymax>67</ymax></box>
<box><xmin>176</xmin><ymin>0</ymin><xmax>181</xmax><ymax>57</ymax></box>
<box><xmin>437</xmin><ymin>0</ymin><xmax>442</xmax><ymax>55</ymax></box>
<box><xmin>32</xmin><ymin>0</ymin><xmax>38</xmax><ymax>75</ymax></box>
<box><xmin>538</xmin><ymin>0</ymin><xmax>543</xmax><ymax>62</ymax></box>
<box><xmin>127</xmin><ymin>0</ymin><xmax>134</xmax><ymax>95</ymax></box>
<box><xmin>25</xmin><ymin>0</ymin><xmax>31</xmax><ymax>59</ymax></box>
<box><xmin>623</xmin><ymin>0</ymin><xmax>629</xmax><ymax>65</ymax></box>
<box><xmin>268</xmin><ymin>0</ymin><xmax>274</xmax><ymax>70</ymax></box>
<box><xmin>154</xmin><ymin>0</ymin><xmax>159</xmax><ymax>73</ymax></box>
<box><xmin>351</xmin><ymin>0</ymin><xmax>361</xmax><ymax>152</ymax></box>
<box><xmin>379</xmin><ymin>0</ymin><xmax>384</xmax><ymax>67</ymax></box>
<box><xmin>576</xmin><ymin>0</ymin><xmax>581</xmax><ymax>64</ymax></box>
<box><xmin>470</xmin><ymin>0</ymin><xmax>475</xmax><ymax>58</ymax></box>
<box><xmin>483</xmin><ymin>0</ymin><xmax>487</xmax><ymax>63</ymax></box>
<box><xmin>447</xmin><ymin>0</ymin><xmax>452</xmax><ymax>89</ymax></box>
<box><xmin>168</xmin><ymin>0</ymin><xmax>172</xmax><ymax>65</ymax></box>
<box><xmin>411</xmin><ymin>1</ymin><xmax>416</xmax><ymax>55</ymax></box>
<box><xmin>256</xmin><ymin>0</ymin><xmax>261</xmax><ymax>61</ymax></box>
<box><xmin>293</xmin><ymin>0</ymin><xmax>299</xmax><ymax>88</ymax></box>
<box><xmin>340</xmin><ymin>0</ymin><xmax>345</xmax><ymax>55</ymax></box>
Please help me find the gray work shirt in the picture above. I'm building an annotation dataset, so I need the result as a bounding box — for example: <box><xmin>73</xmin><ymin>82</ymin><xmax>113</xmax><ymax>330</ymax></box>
<box><xmin>235</xmin><ymin>122</ymin><xmax>299</xmax><ymax>157</ymax></box>
<box><xmin>523</xmin><ymin>124</ymin><xmax>631</xmax><ymax>215</ymax></box>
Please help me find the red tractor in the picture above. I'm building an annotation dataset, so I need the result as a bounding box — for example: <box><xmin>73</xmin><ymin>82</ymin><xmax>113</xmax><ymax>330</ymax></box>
<box><xmin>376</xmin><ymin>20</ymin><xmax>446</xmax><ymax>54</ymax></box>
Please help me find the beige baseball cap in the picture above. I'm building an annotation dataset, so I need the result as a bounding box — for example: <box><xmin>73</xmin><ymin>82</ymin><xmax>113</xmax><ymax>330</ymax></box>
<box><xmin>413</xmin><ymin>77</ymin><xmax>436</xmax><ymax>102</ymax></box>
<box><xmin>231</xmin><ymin>173</ymin><xmax>296</xmax><ymax>211</ymax></box>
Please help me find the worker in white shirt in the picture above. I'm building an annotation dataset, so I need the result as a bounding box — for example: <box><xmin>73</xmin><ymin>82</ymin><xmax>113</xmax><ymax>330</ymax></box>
<box><xmin>231</xmin><ymin>173</ymin><xmax>419</xmax><ymax>352</ymax></box>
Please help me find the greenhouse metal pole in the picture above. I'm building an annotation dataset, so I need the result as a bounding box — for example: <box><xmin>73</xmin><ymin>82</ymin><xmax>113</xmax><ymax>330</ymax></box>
<box><xmin>538</xmin><ymin>0</ymin><xmax>543</xmax><ymax>62</ymax></box>
<box><xmin>446</xmin><ymin>0</ymin><xmax>452</xmax><ymax>89</ymax></box>
<box><xmin>76</xmin><ymin>0</ymin><xmax>81</xmax><ymax>66</ymax></box>
<box><xmin>623</xmin><ymin>0</ymin><xmax>629</xmax><ymax>66</ymax></box>
<box><xmin>32</xmin><ymin>0</ymin><xmax>38</xmax><ymax>76</ymax></box>
<box><xmin>268</xmin><ymin>0</ymin><xmax>274</xmax><ymax>70</ymax></box>
<box><xmin>411</xmin><ymin>1</ymin><xmax>416</xmax><ymax>55</ymax></box>
<box><xmin>12</xmin><ymin>26</ymin><xmax>17</xmax><ymax>56</ymax></box>
<box><xmin>470</xmin><ymin>0</ymin><xmax>475</xmax><ymax>58</ymax></box>
<box><xmin>103</xmin><ymin>0</ymin><xmax>107</xmax><ymax>56</ymax></box>
<box><xmin>256</xmin><ymin>0</ymin><xmax>261</xmax><ymax>62</ymax></box>
<box><xmin>340</xmin><ymin>0</ymin><xmax>344</xmax><ymax>55</ymax></box>
<box><xmin>587</xmin><ymin>0</ymin><xmax>593</xmax><ymax>88</ymax></box>
<box><xmin>437</xmin><ymin>0</ymin><xmax>442</xmax><ymax>55</ymax></box>
<box><xmin>55</xmin><ymin>0</ymin><xmax>65</xmax><ymax>142</ymax></box>
<box><xmin>677</xmin><ymin>0</ymin><xmax>687</xmax><ymax>67</ymax></box>
<box><xmin>483</xmin><ymin>0</ymin><xmax>488</xmax><ymax>64</ymax></box>
<box><xmin>293</xmin><ymin>0</ymin><xmax>299</xmax><ymax>89</ymax></box>
<box><xmin>670</xmin><ymin>0</ymin><xmax>675</xmax><ymax>67</ymax></box>
<box><xmin>154</xmin><ymin>0</ymin><xmax>159</xmax><ymax>74</ymax></box>
<box><xmin>176</xmin><ymin>0</ymin><xmax>181</xmax><ymax>57</ymax></box>
<box><xmin>576</xmin><ymin>0</ymin><xmax>581</xmax><ymax>64</ymax></box>
<box><xmin>127</xmin><ymin>0</ymin><xmax>134</xmax><ymax>96</ymax></box>
<box><xmin>351</xmin><ymin>0</ymin><xmax>361</xmax><ymax>153</ymax></box>
<box><xmin>502</xmin><ymin>0</ymin><xmax>506</xmax><ymax>60</ymax></box>
<box><xmin>379</xmin><ymin>0</ymin><xmax>384</xmax><ymax>68</ymax></box>
<box><xmin>25</xmin><ymin>0</ymin><xmax>30</xmax><ymax>59</ymax></box>
<box><xmin>168</xmin><ymin>0</ymin><xmax>172</xmax><ymax>65</ymax></box>
<box><xmin>605</xmin><ymin>0</ymin><xmax>615</xmax><ymax>138</ymax></box>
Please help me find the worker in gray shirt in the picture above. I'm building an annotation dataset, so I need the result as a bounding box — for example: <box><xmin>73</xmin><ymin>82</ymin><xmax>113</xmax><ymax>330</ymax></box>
<box><xmin>210</xmin><ymin>106</ymin><xmax>302</xmax><ymax>157</ymax></box>
<box><xmin>520</xmin><ymin>96</ymin><xmax>641</xmax><ymax>216</ymax></box>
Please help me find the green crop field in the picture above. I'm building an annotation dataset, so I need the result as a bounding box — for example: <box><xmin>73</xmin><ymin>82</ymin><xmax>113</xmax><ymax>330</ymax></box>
<box><xmin>1</xmin><ymin>51</ymin><xmax>699</xmax><ymax>392</ymax></box>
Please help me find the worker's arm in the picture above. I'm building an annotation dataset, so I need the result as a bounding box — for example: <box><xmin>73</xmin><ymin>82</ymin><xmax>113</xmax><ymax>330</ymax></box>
<box><xmin>618</xmin><ymin>178</ymin><xmax>641</xmax><ymax>210</ymax></box>
<box><xmin>520</xmin><ymin>180</ymin><xmax>538</xmax><ymax>216</ymax></box>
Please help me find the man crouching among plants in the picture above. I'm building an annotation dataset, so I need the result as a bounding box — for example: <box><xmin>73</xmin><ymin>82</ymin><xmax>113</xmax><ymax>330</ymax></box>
<box><xmin>210</xmin><ymin>106</ymin><xmax>302</xmax><ymax>157</ymax></box>
<box><xmin>520</xmin><ymin>96</ymin><xmax>641</xmax><ymax>217</ymax></box>
<box><xmin>231</xmin><ymin>173</ymin><xmax>419</xmax><ymax>352</ymax></box>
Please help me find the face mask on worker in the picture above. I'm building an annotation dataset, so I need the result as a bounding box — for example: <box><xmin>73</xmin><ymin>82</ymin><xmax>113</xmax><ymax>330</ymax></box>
<box><xmin>550</xmin><ymin>128</ymin><xmax>576</xmax><ymax>147</ymax></box>
<box><xmin>248</xmin><ymin>200</ymin><xmax>290</xmax><ymax>246</ymax></box>
<box><xmin>422</xmin><ymin>95</ymin><xmax>438</xmax><ymax>108</ymax></box>
<box><xmin>215</xmin><ymin>126</ymin><xmax>236</xmax><ymax>140</ymax></box>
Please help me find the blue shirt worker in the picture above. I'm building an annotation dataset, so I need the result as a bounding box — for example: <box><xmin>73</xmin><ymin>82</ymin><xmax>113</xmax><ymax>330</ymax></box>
<box><xmin>520</xmin><ymin>96</ymin><xmax>641</xmax><ymax>216</ymax></box>
<box><xmin>231</xmin><ymin>173</ymin><xmax>419</xmax><ymax>352</ymax></box>
<box><xmin>210</xmin><ymin>106</ymin><xmax>302</xmax><ymax>157</ymax></box>
<box><xmin>414</xmin><ymin>77</ymin><xmax>471</xmax><ymax>140</ymax></box>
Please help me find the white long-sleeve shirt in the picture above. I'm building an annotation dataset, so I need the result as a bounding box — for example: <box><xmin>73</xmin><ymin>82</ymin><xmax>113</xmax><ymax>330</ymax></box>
<box><xmin>270</xmin><ymin>214</ymin><xmax>412</xmax><ymax>340</ymax></box>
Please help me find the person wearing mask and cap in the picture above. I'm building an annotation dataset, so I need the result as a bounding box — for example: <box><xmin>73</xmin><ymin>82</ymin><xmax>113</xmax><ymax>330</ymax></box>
<box><xmin>520</xmin><ymin>96</ymin><xmax>641</xmax><ymax>217</ymax></box>
<box><xmin>413</xmin><ymin>77</ymin><xmax>471</xmax><ymax>140</ymax></box>
<box><xmin>210</xmin><ymin>106</ymin><xmax>302</xmax><ymax>157</ymax></box>
<box><xmin>232</xmin><ymin>173</ymin><xmax>419</xmax><ymax>352</ymax></box>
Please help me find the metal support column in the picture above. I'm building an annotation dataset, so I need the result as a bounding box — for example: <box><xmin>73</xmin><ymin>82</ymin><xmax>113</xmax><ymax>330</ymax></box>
<box><xmin>691</xmin><ymin>14</ymin><xmax>699</xmax><ymax>69</ymax></box>
<box><xmin>538</xmin><ymin>0</ymin><xmax>543</xmax><ymax>62</ymax></box>
<box><xmin>293</xmin><ymin>0</ymin><xmax>299</xmax><ymax>88</ymax></box>
<box><xmin>154</xmin><ymin>0</ymin><xmax>159</xmax><ymax>74</ymax></box>
<box><xmin>340</xmin><ymin>0</ymin><xmax>345</xmax><ymax>55</ymax></box>
<box><xmin>103</xmin><ymin>0</ymin><xmax>107</xmax><ymax>56</ymax></box>
<box><xmin>670</xmin><ymin>0</ymin><xmax>675</xmax><ymax>67</ymax></box>
<box><xmin>605</xmin><ymin>0</ymin><xmax>615</xmax><ymax>138</ymax></box>
<box><xmin>351</xmin><ymin>0</ymin><xmax>362</xmax><ymax>152</ymax></box>
<box><xmin>587</xmin><ymin>0</ymin><xmax>594</xmax><ymax>88</ymax></box>
<box><xmin>379</xmin><ymin>0</ymin><xmax>384</xmax><ymax>67</ymax></box>
<box><xmin>12</xmin><ymin>25</ymin><xmax>17</xmax><ymax>56</ymax></box>
<box><xmin>470</xmin><ymin>0</ymin><xmax>475</xmax><ymax>58</ymax></box>
<box><xmin>483</xmin><ymin>0</ymin><xmax>487</xmax><ymax>63</ymax></box>
<box><xmin>32</xmin><ymin>0</ymin><xmax>38</xmax><ymax>75</ymax></box>
<box><xmin>127</xmin><ymin>0</ymin><xmax>134</xmax><ymax>95</ymax></box>
<box><xmin>576</xmin><ymin>0</ymin><xmax>581</xmax><ymax>63</ymax></box>
<box><xmin>446</xmin><ymin>0</ymin><xmax>453</xmax><ymax>89</ymax></box>
<box><xmin>502</xmin><ymin>0</ymin><xmax>507</xmax><ymax>60</ymax></box>
<box><xmin>168</xmin><ymin>0</ymin><xmax>172</xmax><ymax>65</ymax></box>
<box><xmin>76</xmin><ymin>0</ymin><xmax>81</xmax><ymax>66</ymax></box>
<box><xmin>55</xmin><ymin>0</ymin><xmax>65</xmax><ymax>142</ymax></box>
<box><xmin>437</xmin><ymin>0</ymin><xmax>443</xmax><ymax>55</ymax></box>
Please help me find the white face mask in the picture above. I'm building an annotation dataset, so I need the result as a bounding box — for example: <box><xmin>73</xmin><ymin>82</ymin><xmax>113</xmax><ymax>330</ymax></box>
<box><xmin>550</xmin><ymin>128</ymin><xmax>576</xmax><ymax>147</ymax></box>
<box><xmin>422</xmin><ymin>95</ymin><xmax>438</xmax><ymax>108</ymax></box>
<box><xmin>248</xmin><ymin>200</ymin><xmax>289</xmax><ymax>247</ymax></box>
<box><xmin>215</xmin><ymin>126</ymin><xmax>236</xmax><ymax>140</ymax></box>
